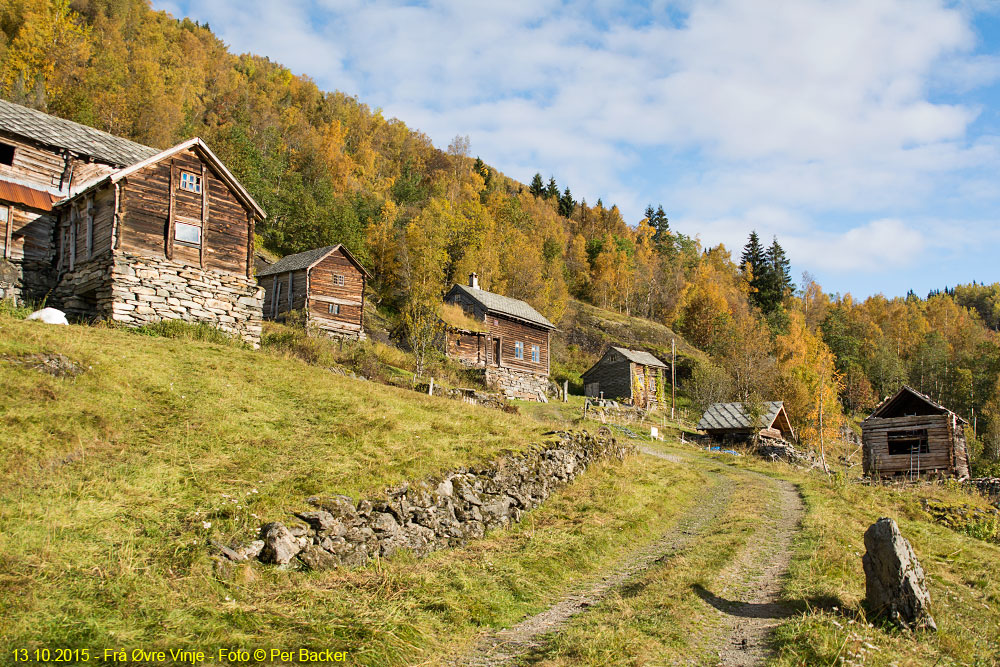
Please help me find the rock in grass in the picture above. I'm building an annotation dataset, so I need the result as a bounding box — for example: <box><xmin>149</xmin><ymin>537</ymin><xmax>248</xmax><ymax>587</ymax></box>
<box><xmin>258</xmin><ymin>522</ymin><xmax>301</xmax><ymax>565</ymax></box>
<box><xmin>298</xmin><ymin>545</ymin><xmax>339</xmax><ymax>571</ymax></box>
<box><xmin>862</xmin><ymin>517</ymin><xmax>936</xmax><ymax>631</ymax></box>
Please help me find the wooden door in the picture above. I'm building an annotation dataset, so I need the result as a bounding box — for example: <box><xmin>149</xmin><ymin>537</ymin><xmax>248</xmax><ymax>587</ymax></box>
<box><xmin>493</xmin><ymin>337</ymin><xmax>501</xmax><ymax>365</ymax></box>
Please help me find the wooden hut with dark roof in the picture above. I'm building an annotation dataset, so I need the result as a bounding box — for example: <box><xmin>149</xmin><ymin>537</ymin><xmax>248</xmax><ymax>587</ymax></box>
<box><xmin>0</xmin><ymin>99</ymin><xmax>266</xmax><ymax>344</ymax></box>
<box><xmin>257</xmin><ymin>244</ymin><xmax>371</xmax><ymax>340</ymax></box>
<box><xmin>862</xmin><ymin>386</ymin><xmax>970</xmax><ymax>479</ymax></box>
<box><xmin>697</xmin><ymin>401</ymin><xmax>794</xmax><ymax>442</ymax></box>
<box><xmin>581</xmin><ymin>346</ymin><xmax>668</xmax><ymax>408</ymax></box>
<box><xmin>444</xmin><ymin>273</ymin><xmax>556</xmax><ymax>401</ymax></box>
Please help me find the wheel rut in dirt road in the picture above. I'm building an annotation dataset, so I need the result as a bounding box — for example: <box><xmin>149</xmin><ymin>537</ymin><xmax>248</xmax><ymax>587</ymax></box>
<box><xmin>698</xmin><ymin>475</ymin><xmax>805</xmax><ymax>667</ymax></box>
<box><xmin>451</xmin><ymin>449</ymin><xmax>731</xmax><ymax>667</ymax></box>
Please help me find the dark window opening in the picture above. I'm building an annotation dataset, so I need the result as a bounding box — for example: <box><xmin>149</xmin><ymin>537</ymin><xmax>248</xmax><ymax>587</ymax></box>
<box><xmin>0</xmin><ymin>143</ymin><xmax>14</xmax><ymax>166</ymax></box>
<box><xmin>887</xmin><ymin>429</ymin><xmax>930</xmax><ymax>456</ymax></box>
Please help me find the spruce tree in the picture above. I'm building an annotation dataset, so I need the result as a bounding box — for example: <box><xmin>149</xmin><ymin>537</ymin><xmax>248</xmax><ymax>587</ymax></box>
<box><xmin>740</xmin><ymin>231</ymin><xmax>765</xmax><ymax>278</ymax></box>
<box><xmin>650</xmin><ymin>205</ymin><xmax>669</xmax><ymax>243</ymax></box>
<box><xmin>545</xmin><ymin>176</ymin><xmax>559</xmax><ymax>199</ymax></box>
<box><xmin>558</xmin><ymin>187</ymin><xmax>575</xmax><ymax>218</ymax></box>
<box><xmin>529</xmin><ymin>173</ymin><xmax>545</xmax><ymax>197</ymax></box>
<box><xmin>756</xmin><ymin>237</ymin><xmax>794</xmax><ymax>313</ymax></box>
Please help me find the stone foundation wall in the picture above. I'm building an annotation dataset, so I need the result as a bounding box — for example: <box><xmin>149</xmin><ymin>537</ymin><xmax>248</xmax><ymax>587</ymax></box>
<box><xmin>49</xmin><ymin>251</ymin><xmax>264</xmax><ymax>346</ymax></box>
<box><xmin>486</xmin><ymin>365</ymin><xmax>551</xmax><ymax>401</ymax></box>
<box><xmin>0</xmin><ymin>258</ymin><xmax>56</xmax><ymax>305</ymax></box>
<box><xmin>219</xmin><ymin>430</ymin><xmax>631</xmax><ymax>570</ymax></box>
<box><xmin>50</xmin><ymin>253</ymin><xmax>116</xmax><ymax>320</ymax></box>
<box><xmin>108</xmin><ymin>253</ymin><xmax>263</xmax><ymax>347</ymax></box>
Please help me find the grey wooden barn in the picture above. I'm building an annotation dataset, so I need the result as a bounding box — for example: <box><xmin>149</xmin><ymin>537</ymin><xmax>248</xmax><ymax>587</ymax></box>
<box><xmin>697</xmin><ymin>401</ymin><xmax>794</xmax><ymax>442</ymax></box>
<box><xmin>862</xmin><ymin>386</ymin><xmax>970</xmax><ymax>479</ymax></box>
<box><xmin>581</xmin><ymin>346</ymin><xmax>668</xmax><ymax>408</ymax></box>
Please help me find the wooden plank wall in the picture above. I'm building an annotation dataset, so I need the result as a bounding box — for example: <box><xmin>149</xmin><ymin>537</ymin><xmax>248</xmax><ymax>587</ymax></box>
<box><xmin>60</xmin><ymin>186</ymin><xmax>115</xmax><ymax>265</ymax></box>
<box><xmin>307</xmin><ymin>250</ymin><xmax>364</xmax><ymax>331</ymax></box>
<box><xmin>487</xmin><ymin>315</ymin><xmax>549</xmax><ymax>375</ymax></box>
<box><xmin>3</xmin><ymin>205</ymin><xmax>54</xmax><ymax>264</ymax></box>
<box><xmin>447</xmin><ymin>331</ymin><xmax>486</xmax><ymax>364</ymax></box>
<box><xmin>0</xmin><ymin>132</ymin><xmax>117</xmax><ymax>192</ymax></box>
<box><xmin>581</xmin><ymin>353</ymin><xmax>631</xmax><ymax>399</ymax></box>
<box><xmin>0</xmin><ymin>133</ymin><xmax>66</xmax><ymax>190</ymax></box>
<box><xmin>261</xmin><ymin>269</ymin><xmax>308</xmax><ymax>320</ymax></box>
<box><xmin>120</xmin><ymin>147</ymin><xmax>249</xmax><ymax>275</ymax></box>
<box><xmin>862</xmin><ymin>414</ymin><xmax>954</xmax><ymax>474</ymax></box>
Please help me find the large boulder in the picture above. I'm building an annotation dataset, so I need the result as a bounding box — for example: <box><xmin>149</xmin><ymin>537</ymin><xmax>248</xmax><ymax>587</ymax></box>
<box><xmin>862</xmin><ymin>517</ymin><xmax>936</xmax><ymax>631</ymax></box>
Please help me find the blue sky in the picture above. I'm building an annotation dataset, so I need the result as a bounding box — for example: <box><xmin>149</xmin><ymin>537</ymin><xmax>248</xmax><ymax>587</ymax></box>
<box><xmin>152</xmin><ymin>0</ymin><xmax>1000</xmax><ymax>299</ymax></box>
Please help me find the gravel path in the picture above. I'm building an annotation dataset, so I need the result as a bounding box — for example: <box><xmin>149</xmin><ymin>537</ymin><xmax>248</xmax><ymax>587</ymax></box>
<box><xmin>450</xmin><ymin>448</ymin><xmax>729</xmax><ymax>667</ymax></box>
<box><xmin>447</xmin><ymin>447</ymin><xmax>805</xmax><ymax>667</ymax></box>
<box><xmin>701</xmin><ymin>475</ymin><xmax>804</xmax><ymax>666</ymax></box>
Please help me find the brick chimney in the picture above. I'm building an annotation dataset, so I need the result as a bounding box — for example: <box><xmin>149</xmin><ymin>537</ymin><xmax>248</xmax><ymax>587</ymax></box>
<box><xmin>469</xmin><ymin>272</ymin><xmax>479</xmax><ymax>289</ymax></box>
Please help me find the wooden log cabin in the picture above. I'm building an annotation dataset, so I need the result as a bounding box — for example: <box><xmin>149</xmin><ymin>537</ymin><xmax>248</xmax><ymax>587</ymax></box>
<box><xmin>444</xmin><ymin>273</ymin><xmax>556</xmax><ymax>401</ymax></box>
<box><xmin>0</xmin><ymin>99</ymin><xmax>266</xmax><ymax>345</ymax></box>
<box><xmin>862</xmin><ymin>386</ymin><xmax>970</xmax><ymax>479</ymax></box>
<box><xmin>257</xmin><ymin>244</ymin><xmax>371</xmax><ymax>340</ymax></box>
<box><xmin>581</xmin><ymin>346</ymin><xmax>668</xmax><ymax>408</ymax></box>
<box><xmin>697</xmin><ymin>401</ymin><xmax>795</xmax><ymax>442</ymax></box>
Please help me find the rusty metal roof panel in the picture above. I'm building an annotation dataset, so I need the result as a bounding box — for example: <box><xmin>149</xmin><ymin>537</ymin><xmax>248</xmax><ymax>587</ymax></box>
<box><xmin>0</xmin><ymin>180</ymin><xmax>55</xmax><ymax>211</ymax></box>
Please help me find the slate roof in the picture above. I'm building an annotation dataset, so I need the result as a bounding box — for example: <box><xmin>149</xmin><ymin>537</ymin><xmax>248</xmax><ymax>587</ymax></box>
<box><xmin>697</xmin><ymin>401</ymin><xmax>785</xmax><ymax>432</ymax></box>
<box><xmin>447</xmin><ymin>283</ymin><xmax>555</xmax><ymax>330</ymax></box>
<box><xmin>257</xmin><ymin>246</ymin><xmax>338</xmax><ymax>276</ymax></box>
<box><xmin>610</xmin><ymin>346</ymin><xmax>667</xmax><ymax>368</ymax></box>
<box><xmin>0</xmin><ymin>98</ymin><xmax>158</xmax><ymax>167</ymax></box>
<box><xmin>257</xmin><ymin>244</ymin><xmax>371</xmax><ymax>278</ymax></box>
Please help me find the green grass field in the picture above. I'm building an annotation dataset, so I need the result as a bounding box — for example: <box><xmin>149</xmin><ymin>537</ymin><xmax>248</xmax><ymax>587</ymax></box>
<box><xmin>2</xmin><ymin>312</ymin><xmax>999</xmax><ymax>666</ymax></box>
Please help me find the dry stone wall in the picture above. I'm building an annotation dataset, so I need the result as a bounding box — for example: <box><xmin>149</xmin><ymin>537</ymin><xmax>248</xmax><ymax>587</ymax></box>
<box><xmin>968</xmin><ymin>477</ymin><xmax>1000</xmax><ymax>506</ymax></box>
<box><xmin>221</xmin><ymin>430</ymin><xmax>630</xmax><ymax>570</ymax></box>
<box><xmin>110</xmin><ymin>253</ymin><xmax>263</xmax><ymax>346</ymax></box>
<box><xmin>486</xmin><ymin>365</ymin><xmax>551</xmax><ymax>401</ymax></box>
<box><xmin>50</xmin><ymin>250</ymin><xmax>264</xmax><ymax>346</ymax></box>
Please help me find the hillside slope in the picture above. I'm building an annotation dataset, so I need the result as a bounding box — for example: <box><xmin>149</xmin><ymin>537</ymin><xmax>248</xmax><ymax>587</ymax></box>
<box><xmin>551</xmin><ymin>298</ymin><xmax>706</xmax><ymax>393</ymax></box>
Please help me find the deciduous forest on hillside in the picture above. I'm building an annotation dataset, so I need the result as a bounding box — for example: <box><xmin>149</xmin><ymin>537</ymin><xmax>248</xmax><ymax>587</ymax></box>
<box><xmin>3</xmin><ymin>0</ymin><xmax>1000</xmax><ymax>473</ymax></box>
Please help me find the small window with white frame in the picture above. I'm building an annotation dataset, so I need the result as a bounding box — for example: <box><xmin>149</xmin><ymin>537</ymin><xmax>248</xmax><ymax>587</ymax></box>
<box><xmin>328</xmin><ymin>303</ymin><xmax>340</xmax><ymax>315</ymax></box>
<box><xmin>334</xmin><ymin>274</ymin><xmax>345</xmax><ymax>287</ymax></box>
<box><xmin>531</xmin><ymin>345</ymin><xmax>539</xmax><ymax>363</ymax></box>
<box><xmin>515</xmin><ymin>341</ymin><xmax>524</xmax><ymax>360</ymax></box>
<box><xmin>179</xmin><ymin>171</ymin><xmax>201</xmax><ymax>193</ymax></box>
<box><xmin>175</xmin><ymin>221</ymin><xmax>201</xmax><ymax>245</ymax></box>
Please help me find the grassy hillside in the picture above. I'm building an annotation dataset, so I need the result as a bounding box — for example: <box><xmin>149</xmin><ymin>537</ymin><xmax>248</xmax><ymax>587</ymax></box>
<box><xmin>2</xmin><ymin>313</ymin><xmax>998</xmax><ymax>666</ymax></box>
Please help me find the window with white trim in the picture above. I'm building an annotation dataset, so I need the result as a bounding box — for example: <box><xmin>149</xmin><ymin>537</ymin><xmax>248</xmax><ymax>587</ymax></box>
<box><xmin>175</xmin><ymin>221</ymin><xmax>202</xmax><ymax>245</ymax></box>
<box><xmin>328</xmin><ymin>303</ymin><xmax>340</xmax><ymax>315</ymax></box>
<box><xmin>179</xmin><ymin>171</ymin><xmax>201</xmax><ymax>193</ymax></box>
<box><xmin>531</xmin><ymin>344</ymin><xmax>540</xmax><ymax>363</ymax></box>
<box><xmin>515</xmin><ymin>341</ymin><xmax>524</xmax><ymax>360</ymax></box>
<box><xmin>334</xmin><ymin>274</ymin><xmax>345</xmax><ymax>286</ymax></box>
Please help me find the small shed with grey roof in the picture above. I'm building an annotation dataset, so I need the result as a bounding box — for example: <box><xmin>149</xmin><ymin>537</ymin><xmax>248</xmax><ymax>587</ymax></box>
<box><xmin>257</xmin><ymin>244</ymin><xmax>371</xmax><ymax>339</ymax></box>
<box><xmin>444</xmin><ymin>273</ymin><xmax>556</xmax><ymax>401</ymax></box>
<box><xmin>581</xmin><ymin>346</ymin><xmax>669</xmax><ymax>408</ymax></box>
<box><xmin>697</xmin><ymin>401</ymin><xmax>794</xmax><ymax>442</ymax></box>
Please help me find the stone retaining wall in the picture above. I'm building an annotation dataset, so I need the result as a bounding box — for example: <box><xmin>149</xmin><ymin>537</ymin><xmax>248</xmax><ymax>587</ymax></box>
<box><xmin>52</xmin><ymin>251</ymin><xmax>264</xmax><ymax>346</ymax></box>
<box><xmin>110</xmin><ymin>254</ymin><xmax>264</xmax><ymax>346</ymax></box>
<box><xmin>486</xmin><ymin>365</ymin><xmax>551</xmax><ymax>401</ymax></box>
<box><xmin>219</xmin><ymin>430</ymin><xmax>630</xmax><ymax>570</ymax></box>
